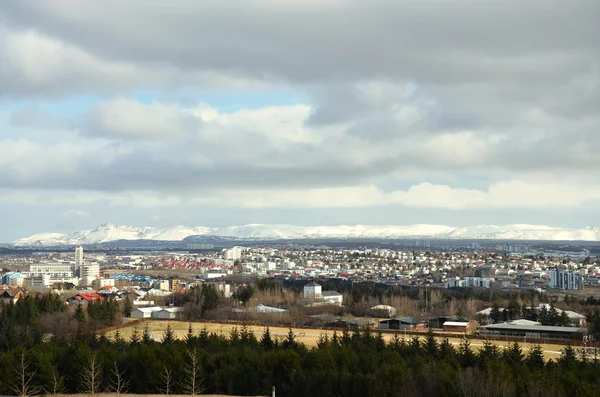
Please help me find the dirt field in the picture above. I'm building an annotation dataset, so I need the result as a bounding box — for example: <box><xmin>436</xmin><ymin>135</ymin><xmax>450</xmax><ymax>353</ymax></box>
<box><xmin>105</xmin><ymin>320</ymin><xmax>573</xmax><ymax>360</ymax></box>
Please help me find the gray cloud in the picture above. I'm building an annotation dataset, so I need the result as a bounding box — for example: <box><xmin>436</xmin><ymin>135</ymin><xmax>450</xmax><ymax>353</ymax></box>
<box><xmin>0</xmin><ymin>0</ymin><xmax>600</xmax><ymax>237</ymax></box>
<box><xmin>10</xmin><ymin>106</ymin><xmax>71</xmax><ymax>129</ymax></box>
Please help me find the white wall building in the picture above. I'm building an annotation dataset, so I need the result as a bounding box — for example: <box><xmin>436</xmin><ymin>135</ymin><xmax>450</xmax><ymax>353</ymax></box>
<box><xmin>80</xmin><ymin>263</ymin><xmax>100</xmax><ymax>286</ymax></box>
<box><xmin>224</xmin><ymin>247</ymin><xmax>243</xmax><ymax>261</ymax></box>
<box><xmin>303</xmin><ymin>281</ymin><xmax>322</xmax><ymax>301</ymax></box>
<box><xmin>75</xmin><ymin>246</ymin><xmax>84</xmax><ymax>269</ymax></box>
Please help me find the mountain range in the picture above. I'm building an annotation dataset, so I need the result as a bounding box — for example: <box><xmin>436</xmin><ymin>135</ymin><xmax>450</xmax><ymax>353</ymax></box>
<box><xmin>9</xmin><ymin>223</ymin><xmax>600</xmax><ymax>247</ymax></box>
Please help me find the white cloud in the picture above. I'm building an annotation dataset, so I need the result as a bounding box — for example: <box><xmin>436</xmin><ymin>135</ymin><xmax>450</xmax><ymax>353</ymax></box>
<box><xmin>188</xmin><ymin>180</ymin><xmax>600</xmax><ymax>210</ymax></box>
<box><xmin>61</xmin><ymin>209</ymin><xmax>90</xmax><ymax>218</ymax></box>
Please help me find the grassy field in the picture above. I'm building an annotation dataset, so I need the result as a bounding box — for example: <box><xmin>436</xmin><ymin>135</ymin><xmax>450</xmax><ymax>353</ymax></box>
<box><xmin>105</xmin><ymin>320</ymin><xmax>572</xmax><ymax>360</ymax></box>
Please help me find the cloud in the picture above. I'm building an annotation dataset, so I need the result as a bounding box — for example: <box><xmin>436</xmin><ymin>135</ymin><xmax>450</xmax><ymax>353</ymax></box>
<box><xmin>0</xmin><ymin>0</ymin><xmax>599</xmax><ymax>236</ymax></box>
<box><xmin>10</xmin><ymin>106</ymin><xmax>71</xmax><ymax>129</ymax></box>
<box><xmin>190</xmin><ymin>180</ymin><xmax>600</xmax><ymax>210</ymax></box>
<box><xmin>61</xmin><ymin>209</ymin><xmax>90</xmax><ymax>218</ymax></box>
<box><xmin>81</xmin><ymin>98</ymin><xmax>201</xmax><ymax>139</ymax></box>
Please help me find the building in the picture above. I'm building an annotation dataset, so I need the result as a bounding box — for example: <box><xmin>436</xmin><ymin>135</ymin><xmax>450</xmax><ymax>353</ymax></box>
<box><xmin>68</xmin><ymin>292</ymin><xmax>104</xmax><ymax>305</ymax></box>
<box><xmin>443</xmin><ymin>321</ymin><xmax>475</xmax><ymax>333</ymax></box>
<box><xmin>80</xmin><ymin>262</ymin><xmax>100</xmax><ymax>286</ymax></box>
<box><xmin>303</xmin><ymin>281</ymin><xmax>322</xmax><ymax>300</ymax></box>
<box><xmin>478</xmin><ymin>320</ymin><xmax>587</xmax><ymax>340</ymax></box>
<box><xmin>379</xmin><ymin>317</ymin><xmax>426</xmax><ymax>331</ymax></box>
<box><xmin>130</xmin><ymin>306</ymin><xmax>164</xmax><ymax>319</ymax></box>
<box><xmin>91</xmin><ymin>277</ymin><xmax>116</xmax><ymax>289</ymax></box>
<box><xmin>232</xmin><ymin>304</ymin><xmax>288</xmax><ymax>313</ymax></box>
<box><xmin>224</xmin><ymin>247</ymin><xmax>243</xmax><ymax>260</ymax></box>
<box><xmin>0</xmin><ymin>287</ymin><xmax>25</xmax><ymax>304</ymax></box>
<box><xmin>369</xmin><ymin>305</ymin><xmax>397</xmax><ymax>318</ymax></box>
<box><xmin>155</xmin><ymin>307</ymin><xmax>183</xmax><ymax>319</ymax></box>
<box><xmin>187</xmin><ymin>243</ymin><xmax>215</xmax><ymax>250</ymax></box>
<box><xmin>445</xmin><ymin>277</ymin><xmax>494</xmax><ymax>289</ymax></box>
<box><xmin>549</xmin><ymin>268</ymin><xmax>584</xmax><ymax>290</ymax></box>
<box><xmin>322</xmin><ymin>291</ymin><xmax>343</xmax><ymax>306</ymax></box>
<box><xmin>428</xmin><ymin>316</ymin><xmax>463</xmax><ymax>329</ymax></box>
<box><xmin>75</xmin><ymin>246</ymin><xmax>84</xmax><ymax>269</ymax></box>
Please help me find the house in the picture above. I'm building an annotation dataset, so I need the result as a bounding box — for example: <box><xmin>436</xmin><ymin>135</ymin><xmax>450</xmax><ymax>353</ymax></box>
<box><xmin>303</xmin><ymin>281</ymin><xmax>342</xmax><ymax>305</ymax></box>
<box><xmin>130</xmin><ymin>306</ymin><xmax>164</xmax><ymax>318</ymax></box>
<box><xmin>443</xmin><ymin>321</ymin><xmax>476</xmax><ymax>333</ymax></box>
<box><xmin>379</xmin><ymin>317</ymin><xmax>426</xmax><ymax>331</ymax></box>
<box><xmin>303</xmin><ymin>281</ymin><xmax>322</xmax><ymax>300</ymax></box>
<box><xmin>322</xmin><ymin>291</ymin><xmax>343</xmax><ymax>306</ymax></box>
<box><xmin>68</xmin><ymin>292</ymin><xmax>104</xmax><ymax>304</ymax></box>
<box><xmin>0</xmin><ymin>287</ymin><xmax>25</xmax><ymax>304</ymax></box>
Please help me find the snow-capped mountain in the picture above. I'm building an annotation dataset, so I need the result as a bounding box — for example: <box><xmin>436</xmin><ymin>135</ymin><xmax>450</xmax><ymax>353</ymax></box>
<box><xmin>9</xmin><ymin>223</ymin><xmax>600</xmax><ymax>246</ymax></box>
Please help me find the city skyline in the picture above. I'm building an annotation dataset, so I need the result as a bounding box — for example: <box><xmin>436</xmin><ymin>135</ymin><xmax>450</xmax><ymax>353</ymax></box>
<box><xmin>1</xmin><ymin>1</ymin><xmax>599</xmax><ymax>241</ymax></box>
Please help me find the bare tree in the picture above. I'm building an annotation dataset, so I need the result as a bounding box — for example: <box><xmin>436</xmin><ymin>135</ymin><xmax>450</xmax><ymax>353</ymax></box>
<box><xmin>11</xmin><ymin>352</ymin><xmax>42</xmax><ymax>397</ymax></box>
<box><xmin>159</xmin><ymin>366</ymin><xmax>174</xmax><ymax>396</ymax></box>
<box><xmin>46</xmin><ymin>367</ymin><xmax>65</xmax><ymax>397</ymax></box>
<box><xmin>108</xmin><ymin>361</ymin><xmax>129</xmax><ymax>397</ymax></box>
<box><xmin>81</xmin><ymin>354</ymin><xmax>102</xmax><ymax>396</ymax></box>
<box><xmin>181</xmin><ymin>349</ymin><xmax>205</xmax><ymax>396</ymax></box>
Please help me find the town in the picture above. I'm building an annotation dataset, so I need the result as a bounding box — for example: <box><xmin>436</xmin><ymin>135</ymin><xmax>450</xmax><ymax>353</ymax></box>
<box><xmin>2</xmin><ymin>243</ymin><xmax>599</xmax><ymax>345</ymax></box>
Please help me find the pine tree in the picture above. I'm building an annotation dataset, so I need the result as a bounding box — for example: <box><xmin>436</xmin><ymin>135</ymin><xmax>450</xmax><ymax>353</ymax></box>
<box><xmin>130</xmin><ymin>325</ymin><xmax>141</xmax><ymax>345</ymax></box>
<box><xmin>162</xmin><ymin>324</ymin><xmax>175</xmax><ymax>344</ymax></box>
<box><xmin>458</xmin><ymin>337</ymin><xmax>476</xmax><ymax>366</ymax></box>
<box><xmin>283</xmin><ymin>328</ymin><xmax>297</xmax><ymax>349</ymax></box>
<box><xmin>142</xmin><ymin>324</ymin><xmax>152</xmax><ymax>344</ymax></box>
<box><xmin>260</xmin><ymin>327</ymin><xmax>274</xmax><ymax>350</ymax></box>
<box><xmin>73</xmin><ymin>304</ymin><xmax>87</xmax><ymax>323</ymax></box>
<box><xmin>114</xmin><ymin>328</ymin><xmax>125</xmax><ymax>345</ymax></box>
<box><xmin>559</xmin><ymin>345</ymin><xmax>578</xmax><ymax>368</ymax></box>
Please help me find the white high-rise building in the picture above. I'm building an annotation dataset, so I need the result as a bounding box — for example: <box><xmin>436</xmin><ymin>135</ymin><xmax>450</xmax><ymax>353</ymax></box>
<box><xmin>75</xmin><ymin>246</ymin><xmax>84</xmax><ymax>269</ymax></box>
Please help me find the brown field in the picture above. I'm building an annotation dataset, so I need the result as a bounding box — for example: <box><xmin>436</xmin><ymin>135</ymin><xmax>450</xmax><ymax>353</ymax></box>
<box><xmin>105</xmin><ymin>320</ymin><xmax>573</xmax><ymax>360</ymax></box>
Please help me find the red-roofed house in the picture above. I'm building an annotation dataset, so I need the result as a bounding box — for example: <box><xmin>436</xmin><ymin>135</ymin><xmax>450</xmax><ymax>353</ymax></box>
<box><xmin>68</xmin><ymin>292</ymin><xmax>105</xmax><ymax>305</ymax></box>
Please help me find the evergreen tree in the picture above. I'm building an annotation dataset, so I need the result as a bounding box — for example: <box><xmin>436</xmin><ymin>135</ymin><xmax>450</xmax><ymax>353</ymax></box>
<box><xmin>184</xmin><ymin>323</ymin><xmax>195</xmax><ymax>345</ymax></box>
<box><xmin>129</xmin><ymin>326</ymin><xmax>140</xmax><ymax>345</ymax></box>
<box><xmin>73</xmin><ymin>304</ymin><xmax>87</xmax><ymax>323</ymax></box>
<box><xmin>458</xmin><ymin>337</ymin><xmax>476</xmax><ymax>366</ymax></box>
<box><xmin>260</xmin><ymin>327</ymin><xmax>274</xmax><ymax>350</ymax></box>
<box><xmin>526</xmin><ymin>344</ymin><xmax>545</xmax><ymax>369</ymax></box>
<box><xmin>162</xmin><ymin>324</ymin><xmax>175</xmax><ymax>344</ymax></box>
<box><xmin>283</xmin><ymin>328</ymin><xmax>297</xmax><ymax>349</ymax></box>
<box><xmin>142</xmin><ymin>324</ymin><xmax>152</xmax><ymax>344</ymax></box>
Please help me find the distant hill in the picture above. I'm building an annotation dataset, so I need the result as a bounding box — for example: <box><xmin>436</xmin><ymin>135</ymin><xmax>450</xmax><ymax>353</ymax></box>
<box><xmin>10</xmin><ymin>222</ymin><xmax>600</xmax><ymax>247</ymax></box>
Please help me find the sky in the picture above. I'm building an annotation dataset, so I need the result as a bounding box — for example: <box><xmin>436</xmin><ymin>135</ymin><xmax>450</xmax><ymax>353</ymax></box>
<box><xmin>1</xmin><ymin>0</ymin><xmax>600</xmax><ymax>242</ymax></box>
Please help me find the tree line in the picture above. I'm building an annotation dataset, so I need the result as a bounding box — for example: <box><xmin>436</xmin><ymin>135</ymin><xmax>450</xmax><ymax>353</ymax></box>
<box><xmin>0</xmin><ymin>324</ymin><xmax>599</xmax><ymax>396</ymax></box>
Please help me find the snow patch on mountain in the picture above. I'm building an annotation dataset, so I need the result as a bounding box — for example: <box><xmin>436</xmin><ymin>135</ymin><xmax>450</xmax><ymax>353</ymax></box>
<box><xmin>10</xmin><ymin>223</ymin><xmax>600</xmax><ymax>246</ymax></box>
